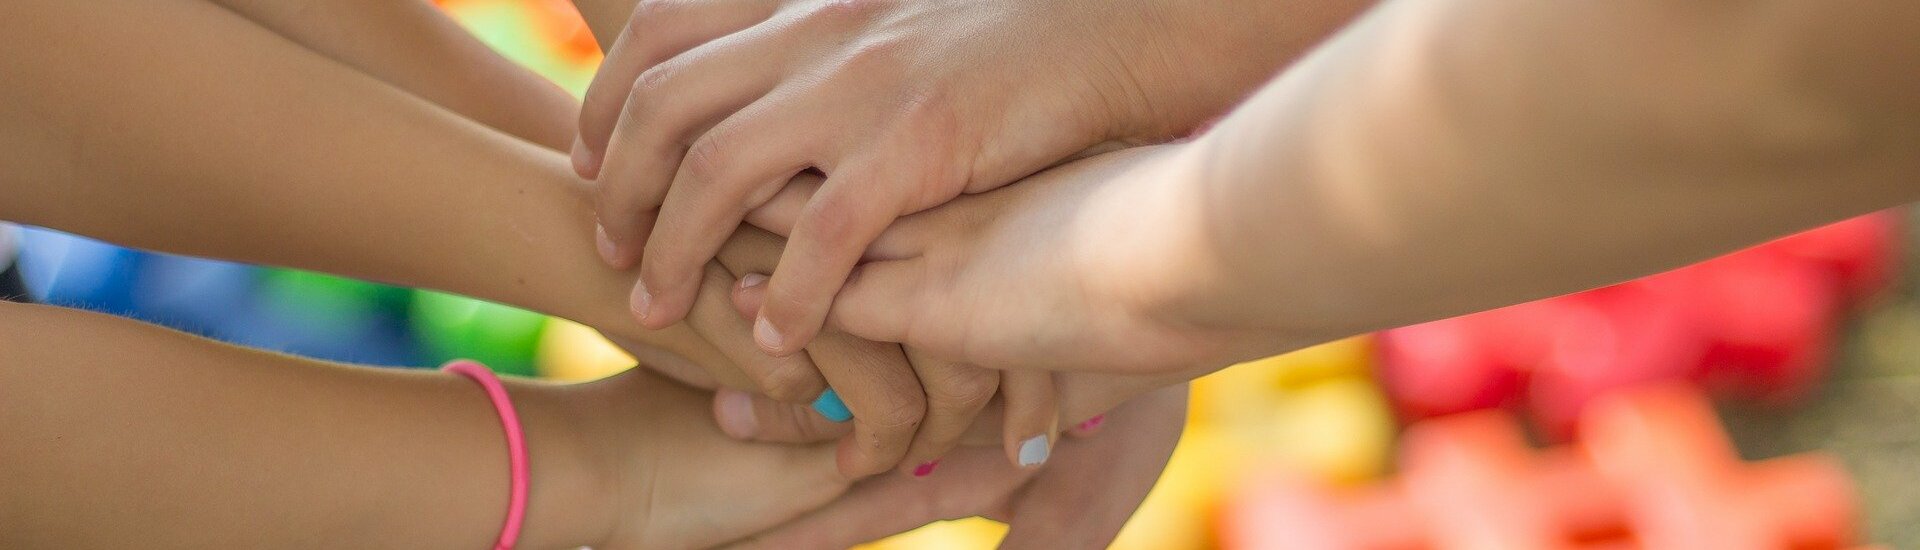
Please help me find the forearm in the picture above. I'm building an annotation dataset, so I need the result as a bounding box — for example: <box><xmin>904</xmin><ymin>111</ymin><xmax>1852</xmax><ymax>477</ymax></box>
<box><xmin>0</xmin><ymin>302</ymin><xmax>609</xmax><ymax>548</ymax></box>
<box><xmin>1167</xmin><ymin>0</ymin><xmax>1920</xmax><ymax>345</ymax></box>
<box><xmin>0</xmin><ymin>0</ymin><xmax>725</xmax><ymax>367</ymax></box>
<box><xmin>207</xmin><ymin>0</ymin><xmax>581</xmax><ymax>150</ymax></box>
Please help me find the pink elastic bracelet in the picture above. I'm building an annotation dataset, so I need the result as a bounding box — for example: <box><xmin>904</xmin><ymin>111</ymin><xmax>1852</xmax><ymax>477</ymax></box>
<box><xmin>443</xmin><ymin>360</ymin><xmax>528</xmax><ymax>550</ymax></box>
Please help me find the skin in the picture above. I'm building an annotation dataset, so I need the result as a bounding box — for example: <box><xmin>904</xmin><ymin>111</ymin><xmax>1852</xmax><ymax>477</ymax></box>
<box><xmin>0</xmin><ymin>301</ymin><xmax>845</xmax><ymax>550</ymax></box>
<box><xmin>0</xmin><ymin>0</ymin><xmax>1185</xmax><ymax>545</ymax></box>
<box><xmin>575</xmin><ymin>0</ymin><xmax>1376</xmax><ymax>472</ymax></box>
<box><xmin>0</xmin><ymin>0</ymin><xmax>1047</xmax><ymax>480</ymax></box>
<box><xmin>803</xmin><ymin>0</ymin><xmax>1920</xmax><ymax>375</ymax></box>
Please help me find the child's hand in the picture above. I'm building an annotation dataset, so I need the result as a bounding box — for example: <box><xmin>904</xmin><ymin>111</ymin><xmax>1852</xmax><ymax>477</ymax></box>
<box><xmin>576</xmin><ymin>0</ymin><xmax>1297</xmax><ymax>355</ymax></box>
<box><xmin>722</xmin><ymin>384</ymin><xmax>1189</xmax><ymax>549</ymax></box>
<box><xmin>564</xmin><ymin>367</ymin><xmax>850</xmax><ymax>549</ymax></box>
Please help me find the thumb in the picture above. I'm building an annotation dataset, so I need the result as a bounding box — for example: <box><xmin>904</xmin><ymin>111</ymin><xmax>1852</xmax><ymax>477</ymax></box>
<box><xmin>713</xmin><ymin>388</ymin><xmax>852</xmax><ymax>444</ymax></box>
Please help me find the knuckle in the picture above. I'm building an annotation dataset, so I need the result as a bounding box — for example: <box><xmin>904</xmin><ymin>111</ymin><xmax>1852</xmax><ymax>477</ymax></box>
<box><xmin>631</xmin><ymin>62</ymin><xmax>676</xmax><ymax>97</ymax></box>
<box><xmin>925</xmin><ymin>367</ymin><xmax>997</xmax><ymax>413</ymax></box>
<box><xmin>806</xmin><ymin>0</ymin><xmax>887</xmax><ymax>27</ymax></box>
<box><xmin>799</xmin><ymin>191</ymin><xmax>865</xmax><ymax>249</ymax></box>
<box><xmin>682</xmin><ymin>131</ymin><xmax>734</xmax><ymax>185</ymax></box>
<box><xmin>754</xmin><ymin>361</ymin><xmax>822</xmax><ymax>403</ymax></box>
<box><xmin>867</xmin><ymin>392</ymin><xmax>926</xmax><ymax>433</ymax></box>
<box><xmin>837</xmin><ymin>38</ymin><xmax>908</xmax><ymax>75</ymax></box>
<box><xmin>628</xmin><ymin>0</ymin><xmax>681</xmax><ymax>33</ymax></box>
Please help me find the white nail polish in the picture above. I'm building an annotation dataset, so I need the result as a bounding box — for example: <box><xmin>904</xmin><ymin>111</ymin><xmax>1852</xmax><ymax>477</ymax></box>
<box><xmin>1018</xmin><ymin>435</ymin><xmax>1050</xmax><ymax>467</ymax></box>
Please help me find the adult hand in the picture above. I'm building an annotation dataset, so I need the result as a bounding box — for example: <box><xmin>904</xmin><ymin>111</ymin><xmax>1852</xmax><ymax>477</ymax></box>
<box><xmin>577</xmin><ymin>0</ymin><xmax>1321</xmax><ymax>359</ymax></box>
<box><xmin>742</xmin><ymin>144</ymin><xmax>1293</xmax><ymax>376</ymax></box>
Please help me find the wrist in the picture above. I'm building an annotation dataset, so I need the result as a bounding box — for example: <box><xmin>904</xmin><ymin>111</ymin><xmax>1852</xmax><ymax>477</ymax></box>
<box><xmin>505</xmin><ymin>380</ymin><xmax>623</xmax><ymax>548</ymax></box>
<box><xmin>1074</xmin><ymin>144</ymin><xmax>1288</xmax><ymax>368</ymax></box>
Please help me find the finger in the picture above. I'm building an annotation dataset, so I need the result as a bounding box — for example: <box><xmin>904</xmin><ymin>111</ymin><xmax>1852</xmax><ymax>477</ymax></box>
<box><xmin>732</xmin><ymin>262</ymin><xmax>930</xmax><ymax>478</ymax></box>
<box><xmin>741</xmin><ymin>174</ymin><xmax>820</xmax><ymax>237</ymax></box>
<box><xmin>998</xmin><ymin>386</ymin><xmax>1188</xmax><ymax>550</ymax></box>
<box><xmin>595</xmin><ymin>32</ymin><xmax>794</xmax><ymax>272</ymax></box>
<box><xmin>631</xmin><ymin>87</ymin><xmax>830</xmax><ymax>330</ymax></box>
<box><xmin>686</xmin><ymin>262</ymin><xmax>827</xmax><ymax>403</ymax></box>
<box><xmin>754</xmin><ymin>166</ymin><xmax>913</xmax><ymax>356</ymax></box>
<box><xmin>725</xmin><ymin>449</ymin><xmax>1030</xmax><ymax>550</ymax></box>
<box><xmin>805</xmin><ymin>329</ymin><xmax>927</xmax><ymax>479</ymax></box>
<box><xmin>712</xmin><ymin>387</ymin><xmax>852</xmax><ymax>444</ymax></box>
<box><xmin>895</xmin><ymin>354</ymin><xmax>999</xmax><ymax>478</ymax></box>
<box><xmin>576</xmin><ymin>0</ymin><xmax>777</xmax><ymax>176</ymax></box>
<box><xmin>1001</xmin><ymin>370</ymin><xmax>1060</xmax><ymax>470</ymax></box>
<box><xmin>825</xmin><ymin>257</ymin><xmax>929</xmax><ymax>350</ymax></box>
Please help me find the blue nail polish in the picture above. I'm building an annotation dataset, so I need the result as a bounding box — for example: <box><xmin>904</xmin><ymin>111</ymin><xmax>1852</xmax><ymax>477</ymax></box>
<box><xmin>812</xmin><ymin>388</ymin><xmax>853</xmax><ymax>423</ymax></box>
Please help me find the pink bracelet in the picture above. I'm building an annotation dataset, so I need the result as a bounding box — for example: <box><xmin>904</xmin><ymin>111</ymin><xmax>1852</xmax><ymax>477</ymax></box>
<box><xmin>443</xmin><ymin>360</ymin><xmax>528</xmax><ymax>550</ymax></box>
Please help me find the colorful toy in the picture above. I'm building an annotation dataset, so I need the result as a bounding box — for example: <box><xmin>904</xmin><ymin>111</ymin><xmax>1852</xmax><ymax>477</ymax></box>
<box><xmin>411</xmin><ymin>290</ymin><xmax>546</xmax><ymax>376</ymax></box>
<box><xmin>1222</xmin><ymin>384</ymin><xmax>1867</xmax><ymax>549</ymax></box>
<box><xmin>534</xmin><ymin>318</ymin><xmax>635</xmax><ymax>381</ymax></box>
<box><xmin>1378</xmin><ymin>211</ymin><xmax>1902</xmax><ymax>437</ymax></box>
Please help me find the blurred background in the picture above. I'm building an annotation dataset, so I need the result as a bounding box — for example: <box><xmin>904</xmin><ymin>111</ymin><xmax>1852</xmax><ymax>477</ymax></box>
<box><xmin>5</xmin><ymin>1</ymin><xmax>1915</xmax><ymax>547</ymax></box>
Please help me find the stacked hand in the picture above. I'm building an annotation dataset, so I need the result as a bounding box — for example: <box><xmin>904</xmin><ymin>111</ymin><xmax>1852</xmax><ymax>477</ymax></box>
<box><xmin>569</xmin><ymin>0</ymin><xmax>1375</xmax><ymax>545</ymax></box>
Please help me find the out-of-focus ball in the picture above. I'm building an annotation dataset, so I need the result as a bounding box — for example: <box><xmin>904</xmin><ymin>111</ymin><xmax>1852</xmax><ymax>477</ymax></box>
<box><xmin>1265</xmin><ymin>377</ymin><xmax>1397</xmax><ymax>484</ymax></box>
<box><xmin>411</xmin><ymin>290</ymin><xmax>546</xmax><ymax>376</ymax></box>
<box><xmin>1110</xmin><ymin>427</ymin><xmax>1250</xmax><ymax>550</ymax></box>
<box><xmin>1192</xmin><ymin>337</ymin><xmax>1372</xmax><ymax>428</ymax></box>
<box><xmin>536</xmin><ymin>318</ymin><xmax>634</xmax><ymax>381</ymax></box>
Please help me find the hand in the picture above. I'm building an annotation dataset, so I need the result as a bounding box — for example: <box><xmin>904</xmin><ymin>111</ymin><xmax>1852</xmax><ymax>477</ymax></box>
<box><xmin>726</xmin><ymin>385</ymin><xmax>1189</xmax><ymax>550</ymax></box>
<box><xmin>545</xmin><ymin>365</ymin><xmax>851</xmax><ymax>549</ymax></box>
<box><xmin>746</xmin><ymin>144</ymin><xmax>1287</xmax><ymax>375</ymax></box>
<box><xmin>577</xmin><ymin>0</ymin><xmax>1308</xmax><ymax>358</ymax></box>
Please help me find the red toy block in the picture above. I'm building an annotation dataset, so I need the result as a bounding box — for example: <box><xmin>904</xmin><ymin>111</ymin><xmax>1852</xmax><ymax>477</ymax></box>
<box><xmin>1761</xmin><ymin>211</ymin><xmax>1903</xmax><ymax>307</ymax></box>
<box><xmin>1529</xmin><ymin>281</ymin><xmax>1706</xmax><ymax>439</ymax></box>
<box><xmin>1376</xmin><ymin>318</ymin><xmax>1528</xmax><ymax>420</ymax></box>
<box><xmin>1223</xmin><ymin>385</ymin><xmax>1867</xmax><ymax>550</ymax></box>
<box><xmin>1580</xmin><ymin>384</ymin><xmax>1858</xmax><ymax>548</ymax></box>
<box><xmin>1678</xmin><ymin>252</ymin><xmax>1838</xmax><ymax>404</ymax></box>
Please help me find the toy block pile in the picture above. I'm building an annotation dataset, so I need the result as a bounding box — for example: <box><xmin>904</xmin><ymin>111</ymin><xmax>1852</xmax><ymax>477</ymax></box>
<box><xmin>1222</xmin><ymin>384</ymin><xmax>1877</xmax><ymax>549</ymax></box>
<box><xmin>1379</xmin><ymin>212</ymin><xmax>1903</xmax><ymax>438</ymax></box>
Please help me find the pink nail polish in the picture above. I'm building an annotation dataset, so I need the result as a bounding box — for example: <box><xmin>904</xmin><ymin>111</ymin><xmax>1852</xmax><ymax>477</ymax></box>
<box><xmin>912</xmin><ymin>461</ymin><xmax>940</xmax><ymax>477</ymax></box>
<box><xmin>1077</xmin><ymin>415</ymin><xmax>1106</xmax><ymax>432</ymax></box>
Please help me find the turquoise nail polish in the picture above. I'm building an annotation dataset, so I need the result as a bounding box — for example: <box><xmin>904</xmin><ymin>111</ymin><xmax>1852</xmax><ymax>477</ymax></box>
<box><xmin>812</xmin><ymin>388</ymin><xmax>853</xmax><ymax>423</ymax></box>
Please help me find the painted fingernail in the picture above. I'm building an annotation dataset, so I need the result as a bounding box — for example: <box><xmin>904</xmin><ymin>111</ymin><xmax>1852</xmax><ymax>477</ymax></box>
<box><xmin>1018</xmin><ymin>435</ymin><xmax>1051</xmax><ymax>467</ymax></box>
<box><xmin>912</xmin><ymin>461</ymin><xmax>940</xmax><ymax>477</ymax></box>
<box><xmin>630</xmin><ymin>279</ymin><xmax>653</xmax><ymax>323</ymax></box>
<box><xmin>754</xmin><ymin>316</ymin><xmax>785</xmax><ymax>353</ymax></box>
<box><xmin>739</xmin><ymin>272</ymin><xmax>768</xmax><ymax>290</ymax></box>
<box><xmin>715</xmin><ymin>389</ymin><xmax>759</xmax><ymax>439</ymax></box>
<box><xmin>595</xmin><ymin>224</ymin><xmax>620</xmax><ymax>266</ymax></box>
<box><xmin>811</xmin><ymin>388</ymin><xmax>853</xmax><ymax>423</ymax></box>
<box><xmin>1076</xmin><ymin>415</ymin><xmax>1106</xmax><ymax>432</ymax></box>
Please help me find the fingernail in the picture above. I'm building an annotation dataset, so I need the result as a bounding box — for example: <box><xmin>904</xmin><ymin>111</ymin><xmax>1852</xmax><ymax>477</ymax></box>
<box><xmin>912</xmin><ymin>461</ymin><xmax>940</xmax><ymax>477</ymax></box>
<box><xmin>1018</xmin><ymin>435</ymin><xmax>1051</xmax><ymax>467</ymax></box>
<box><xmin>754</xmin><ymin>316</ymin><xmax>785</xmax><ymax>353</ymax></box>
<box><xmin>1077</xmin><ymin>415</ymin><xmax>1106</xmax><ymax>432</ymax></box>
<box><xmin>595</xmin><ymin>224</ymin><xmax>620</xmax><ymax>266</ymax></box>
<box><xmin>739</xmin><ymin>272</ymin><xmax>768</xmax><ymax>290</ymax></box>
<box><xmin>811</xmin><ymin>388</ymin><xmax>852</xmax><ymax>423</ymax></box>
<box><xmin>570</xmin><ymin>137</ymin><xmax>600</xmax><ymax>179</ymax></box>
<box><xmin>630</xmin><ymin>279</ymin><xmax>653</xmax><ymax>323</ymax></box>
<box><xmin>715</xmin><ymin>389</ymin><xmax>759</xmax><ymax>439</ymax></box>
